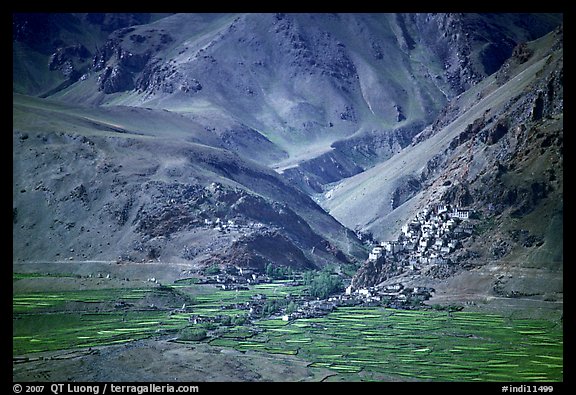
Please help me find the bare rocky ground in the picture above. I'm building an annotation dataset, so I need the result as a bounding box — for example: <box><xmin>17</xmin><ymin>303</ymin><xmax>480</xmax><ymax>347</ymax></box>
<box><xmin>13</xmin><ymin>339</ymin><xmax>336</xmax><ymax>382</ymax></box>
<box><xmin>422</xmin><ymin>266</ymin><xmax>563</xmax><ymax>320</ymax></box>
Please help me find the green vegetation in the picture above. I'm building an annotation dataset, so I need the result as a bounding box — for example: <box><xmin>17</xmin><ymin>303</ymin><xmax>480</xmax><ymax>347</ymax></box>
<box><xmin>265</xmin><ymin>263</ymin><xmax>294</xmax><ymax>280</ymax></box>
<box><xmin>203</xmin><ymin>265</ymin><xmax>221</xmax><ymax>275</ymax></box>
<box><xmin>178</xmin><ymin>327</ymin><xmax>208</xmax><ymax>341</ymax></box>
<box><xmin>430</xmin><ymin>304</ymin><xmax>465</xmax><ymax>313</ymax></box>
<box><xmin>13</xmin><ymin>272</ymin><xmax>77</xmax><ymax>281</ymax></box>
<box><xmin>303</xmin><ymin>270</ymin><xmax>344</xmax><ymax>299</ymax></box>
<box><xmin>231</xmin><ymin>314</ymin><xmax>249</xmax><ymax>326</ymax></box>
<box><xmin>216</xmin><ymin>307</ymin><xmax>562</xmax><ymax>382</ymax></box>
<box><xmin>13</xmin><ymin>273</ymin><xmax>562</xmax><ymax>382</ymax></box>
<box><xmin>13</xmin><ymin>310</ymin><xmax>178</xmax><ymax>354</ymax></box>
<box><xmin>173</xmin><ymin>277</ymin><xmax>201</xmax><ymax>286</ymax></box>
<box><xmin>13</xmin><ymin>288</ymin><xmax>154</xmax><ymax>314</ymax></box>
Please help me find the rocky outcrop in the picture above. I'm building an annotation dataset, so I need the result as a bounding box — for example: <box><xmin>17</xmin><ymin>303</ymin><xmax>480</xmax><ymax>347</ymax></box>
<box><xmin>441</xmin><ymin>183</ymin><xmax>474</xmax><ymax>207</ymax></box>
<box><xmin>351</xmin><ymin>257</ymin><xmax>399</xmax><ymax>289</ymax></box>
<box><xmin>409</xmin><ymin>13</ymin><xmax>561</xmax><ymax>95</ymax></box>
<box><xmin>483</xmin><ymin>121</ymin><xmax>509</xmax><ymax>145</ymax></box>
<box><xmin>98</xmin><ymin>65</ymin><xmax>135</xmax><ymax>93</ymax></box>
<box><xmin>391</xmin><ymin>176</ymin><xmax>422</xmax><ymax>210</ymax></box>
<box><xmin>13</xmin><ymin>13</ymin><xmax>157</xmax><ymax>96</ymax></box>
<box><xmin>48</xmin><ymin>44</ymin><xmax>91</xmax><ymax>80</ymax></box>
<box><xmin>209</xmin><ymin>231</ymin><xmax>316</xmax><ymax>271</ymax></box>
<box><xmin>93</xmin><ymin>27</ymin><xmax>173</xmax><ymax>94</ymax></box>
<box><xmin>281</xmin><ymin>150</ymin><xmax>364</xmax><ymax>194</ymax></box>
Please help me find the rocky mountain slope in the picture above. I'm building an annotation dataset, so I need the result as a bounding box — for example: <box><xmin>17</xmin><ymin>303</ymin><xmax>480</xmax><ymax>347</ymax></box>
<box><xmin>13</xmin><ymin>13</ymin><xmax>562</xmax><ymax>285</ymax></box>
<box><xmin>344</xmin><ymin>26</ymin><xmax>563</xmax><ymax>307</ymax></box>
<box><xmin>14</xmin><ymin>13</ymin><xmax>561</xmax><ymax>188</ymax></box>
<box><xmin>324</xmin><ymin>25</ymin><xmax>562</xmax><ymax>246</ymax></box>
<box><xmin>13</xmin><ymin>93</ymin><xmax>364</xmax><ymax>270</ymax></box>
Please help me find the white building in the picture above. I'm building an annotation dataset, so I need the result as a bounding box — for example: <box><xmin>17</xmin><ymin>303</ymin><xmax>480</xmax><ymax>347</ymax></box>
<box><xmin>382</xmin><ymin>241</ymin><xmax>405</xmax><ymax>255</ymax></box>
<box><xmin>437</xmin><ymin>204</ymin><xmax>449</xmax><ymax>214</ymax></box>
<box><xmin>401</xmin><ymin>224</ymin><xmax>410</xmax><ymax>236</ymax></box>
<box><xmin>404</xmin><ymin>242</ymin><xmax>416</xmax><ymax>251</ymax></box>
<box><xmin>451</xmin><ymin>208</ymin><xmax>470</xmax><ymax>220</ymax></box>
<box><xmin>444</xmin><ymin>218</ymin><xmax>456</xmax><ymax>229</ymax></box>
<box><xmin>385</xmin><ymin>283</ymin><xmax>403</xmax><ymax>292</ymax></box>
<box><xmin>368</xmin><ymin>246</ymin><xmax>383</xmax><ymax>261</ymax></box>
<box><xmin>433</xmin><ymin>238</ymin><xmax>445</xmax><ymax>250</ymax></box>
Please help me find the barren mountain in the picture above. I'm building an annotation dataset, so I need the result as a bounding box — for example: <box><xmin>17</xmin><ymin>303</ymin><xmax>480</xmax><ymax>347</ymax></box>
<box><xmin>14</xmin><ymin>13</ymin><xmax>561</xmax><ymax>183</ymax></box>
<box><xmin>13</xmin><ymin>93</ymin><xmax>366</xmax><ymax>270</ymax></box>
<box><xmin>13</xmin><ymin>13</ymin><xmax>562</xmax><ymax>289</ymax></box>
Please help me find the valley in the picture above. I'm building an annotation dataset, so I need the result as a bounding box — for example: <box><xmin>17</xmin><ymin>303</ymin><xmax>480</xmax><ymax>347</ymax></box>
<box><xmin>13</xmin><ymin>267</ymin><xmax>562</xmax><ymax>382</ymax></box>
<box><xmin>13</xmin><ymin>12</ymin><xmax>563</xmax><ymax>382</ymax></box>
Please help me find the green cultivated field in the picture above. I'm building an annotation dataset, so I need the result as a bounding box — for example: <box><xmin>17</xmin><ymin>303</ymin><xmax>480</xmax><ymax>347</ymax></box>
<box><xmin>13</xmin><ymin>274</ymin><xmax>562</xmax><ymax>381</ymax></box>
<box><xmin>13</xmin><ymin>286</ymin><xmax>189</xmax><ymax>354</ymax></box>
<box><xmin>211</xmin><ymin>307</ymin><xmax>563</xmax><ymax>381</ymax></box>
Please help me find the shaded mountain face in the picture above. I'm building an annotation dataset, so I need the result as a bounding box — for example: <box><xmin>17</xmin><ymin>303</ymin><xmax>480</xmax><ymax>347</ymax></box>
<box><xmin>13</xmin><ymin>13</ymin><xmax>562</xmax><ymax>280</ymax></box>
<box><xmin>12</xmin><ymin>13</ymin><xmax>161</xmax><ymax>97</ymax></box>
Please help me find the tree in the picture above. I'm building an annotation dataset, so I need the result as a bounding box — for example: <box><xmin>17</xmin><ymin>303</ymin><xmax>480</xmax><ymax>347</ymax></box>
<box><xmin>220</xmin><ymin>315</ymin><xmax>232</xmax><ymax>326</ymax></box>
<box><xmin>204</xmin><ymin>265</ymin><xmax>220</xmax><ymax>275</ymax></box>
<box><xmin>178</xmin><ymin>327</ymin><xmax>207</xmax><ymax>341</ymax></box>
<box><xmin>232</xmin><ymin>314</ymin><xmax>248</xmax><ymax>326</ymax></box>
<box><xmin>305</xmin><ymin>271</ymin><xmax>344</xmax><ymax>299</ymax></box>
<box><xmin>266</xmin><ymin>263</ymin><xmax>275</xmax><ymax>278</ymax></box>
<box><xmin>286</xmin><ymin>301</ymin><xmax>296</xmax><ymax>315</ymax></box>
<box><xmin>266</xmin><ymin>263</ymin><xmax>293</xmax><ymax>279</ymax></box>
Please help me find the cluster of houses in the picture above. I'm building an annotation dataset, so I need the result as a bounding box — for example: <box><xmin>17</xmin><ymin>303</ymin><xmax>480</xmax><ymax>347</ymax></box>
<box><xmin>168</xmin><ymin>205</ymin><xmax>477</xmax><ymax>327</ymax></box>
<box><xmin>368</xmin><ymin>204</ymin><xmax>475</xmax><ymax>268</ymax></box>
<box><xmin>343</xmin><ymin>283</ymin><xmax>435</xmax><ymax>310</ymax></box>
<box><xmin>176</xmin><ymin>273</ymin><xmax>439</xmax><ymax>326</ymax></box>
<box><xmin>278</xmin><ymin>282</ymin><xmax>436</xmax><ymax>321</ymax></box>
<box><xmin>202</xmin><ymin>217</ymin><xmax>268</xmax><ymax>234</ymax></box>
<box><xmin>196</xmin><ymin>266</ymin><xmax>273</xmax><ymax>290</ymax></box>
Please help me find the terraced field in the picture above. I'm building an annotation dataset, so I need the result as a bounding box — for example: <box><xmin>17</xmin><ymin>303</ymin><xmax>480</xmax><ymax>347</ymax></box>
<box><xmin>12</xmin><ymin>276</ymin><xmax>306</xmax><ymax>355</ymax></box>
<box><xmin>211</xmin><ymin>307</ymin><xmax>563</xmax><ymax>381</ymax></box>
<box><xmin>13</xmin><ymin>286</ymin><xmax>186</xmax><ymax>354</ymax></box>
<box><xmin>13</xmin><ymin>274</ymin><xmax>562</xmax><ymax>381</ymax></box>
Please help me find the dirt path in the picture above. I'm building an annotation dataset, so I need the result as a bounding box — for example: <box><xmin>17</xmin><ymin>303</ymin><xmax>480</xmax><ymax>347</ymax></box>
<box><xmin>13</xmin><ymin>260</ymin><xmax>197</xmax><ymax>283</ymax></box>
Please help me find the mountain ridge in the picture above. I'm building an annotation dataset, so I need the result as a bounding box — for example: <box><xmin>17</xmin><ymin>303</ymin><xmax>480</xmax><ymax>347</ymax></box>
<box><xmin>15</xmin><ymin>13</ymin><xmax>561</xmax><ymax>176</ymax></box>
<box><xmin>345</xmin><ymin>26</ymin><xmax>562</xmax><ymax>307</ymax></box>
<box><xmin>13</xmin><ymin>13</ymin><xmax>562</xmax><ymax>293</ymax></box>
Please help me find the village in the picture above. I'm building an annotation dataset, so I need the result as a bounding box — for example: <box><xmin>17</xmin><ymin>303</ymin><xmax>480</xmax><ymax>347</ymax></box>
<box><xmin>172</xmin><ymin>277</ymin><xmax>436</xmax><ymax>325</ymax></box>
<box><xmin>159</xmin><ymin>203</ymin><xmax>477</xmax><ymax>326</ymax></box>
<box><xmin>344</xmin><ymin>203</ymin><xmax>476</xmax><ymax>306</ymax></box>
<box><xmin>203</xmin><ymin>217</ymin><xmax>268</xmax><ymax>235</ymax></box>
<box><xmin>369</xmin><ymin>203</ymin><xmax>474</xmax><ymax>266</ymax></box>
<box><xmin>173</xmin><ymin>203</ymin><xmax>475</xmax><ymax>325</ymax></box>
